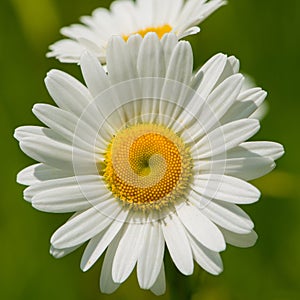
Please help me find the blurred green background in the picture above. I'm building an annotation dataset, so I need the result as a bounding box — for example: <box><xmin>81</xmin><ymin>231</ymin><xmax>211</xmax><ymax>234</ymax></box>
<box><xmin>0</xmin><ymin>0</ymin><xmax>299</xmax><ymax>299</ymax></box>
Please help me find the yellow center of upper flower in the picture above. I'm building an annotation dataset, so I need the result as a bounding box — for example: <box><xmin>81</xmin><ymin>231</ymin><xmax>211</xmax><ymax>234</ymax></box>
<box><xmin>123</xmin><ymin>24</ymin><xmax>172</xmax><ymax>41</ymax></box>
<box><xmin>103</xmin><ymin>124</ymin><xmax>192</xmax><ymax>211</ymax></box>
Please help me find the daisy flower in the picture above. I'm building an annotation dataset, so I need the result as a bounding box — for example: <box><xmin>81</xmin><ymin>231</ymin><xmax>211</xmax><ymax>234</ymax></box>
<box><xmin>16</xmin><ymin>33</ymin><xmax>283</xmax><ymax>294</ymax></box>
<box><xmin>47</xmin><ymin>0</ymin><xmax>226</xmax><ymax>64</ymax></box>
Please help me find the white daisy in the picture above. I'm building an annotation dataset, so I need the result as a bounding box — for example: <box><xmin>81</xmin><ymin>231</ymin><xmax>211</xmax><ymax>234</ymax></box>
<box><xmin>47</xmin><ymin>0</ymin><xmax>226</xmax><ymax>64</ymax></box>
<box><xmin>16</xmin><ymin>33</ymin><xmax>283</xmax><ymax>294</ymax></box>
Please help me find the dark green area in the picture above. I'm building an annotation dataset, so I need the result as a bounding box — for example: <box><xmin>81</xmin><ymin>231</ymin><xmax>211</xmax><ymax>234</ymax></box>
<box><xmin>0</xmin><ymin>0</ymin><xmax>299</xmax><ymax>299</ymax></box>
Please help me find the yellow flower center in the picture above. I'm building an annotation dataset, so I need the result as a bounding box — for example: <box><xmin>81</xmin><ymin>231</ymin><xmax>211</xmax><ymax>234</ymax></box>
<box><xmin>103</xmin><ymin>124</ymin><xmax>192</xmax><ymax>211</ymax></box>
<box><xmin>123</xmin><ymin>24</ymin><xmax>172</xmax><ymax>41</ymax></box>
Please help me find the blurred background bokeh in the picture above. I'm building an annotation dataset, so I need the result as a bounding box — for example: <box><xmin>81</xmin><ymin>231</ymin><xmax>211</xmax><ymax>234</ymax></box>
<box><xmin>0</xmin><ymin>0</ymin><xmax>299</xmax><ymax>299</ymax></box>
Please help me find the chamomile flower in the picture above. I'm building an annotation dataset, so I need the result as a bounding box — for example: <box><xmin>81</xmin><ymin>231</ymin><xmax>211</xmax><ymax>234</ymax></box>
<box><xmin>16</xmin><ymin>33</ymin><xmax>283</xmax><ymax>294</ymax></box>
<box><xmin>47</xmin><ymin>0</ymin><xmax>226</xmax><ymax>64</ymax></box>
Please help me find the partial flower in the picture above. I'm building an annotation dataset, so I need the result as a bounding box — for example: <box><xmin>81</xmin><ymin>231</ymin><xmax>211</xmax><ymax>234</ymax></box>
<box><xmin>47</xmin><ymin>0</ymin><xmax>226</xmax><ymax>64</ymax></box>
<box><xmin>16</xmin><ymin>33</ymin><xmax>283</xmax><ymax>294</ymax></box>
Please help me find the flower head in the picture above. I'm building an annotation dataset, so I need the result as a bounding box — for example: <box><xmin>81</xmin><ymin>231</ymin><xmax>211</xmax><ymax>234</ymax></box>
<box><xmin>16</xmin><ymin>33</ymin><xmax>283</xmax><ymax>294</ymax></box>
<box><xmin>47</xmin><ymin>0</ymin><xmax>226</xmax><ymax>64</ymax></box>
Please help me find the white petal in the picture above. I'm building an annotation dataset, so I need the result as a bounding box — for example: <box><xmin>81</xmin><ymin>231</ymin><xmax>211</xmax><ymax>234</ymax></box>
<box><xmin>219</xmin><ymin>228</ymin><xmax>258</xmax><ymax>248</ymax></box>
<box><xmin>188</xmin><ymin>233</ymin><xmax>223</xmax><ymax>275</ymax></box>
<box><xmin>162</xmin><ymin>41</ymin><xmax>193</xmax><ymax>125</ymax></box>
<box><xmin>195</xmin><ymin>155</ymin><xmax>276</xmax><ymax>181</ymax></box>
<box><xmin>161</xmin><ymin>212</ymin><xmax>194</xmax><ymax>275</ymax></box>
<box><xmin>205</xmin><ymin>73</ymin><xmax>244</xmax><ymax>120</ymax></box>
<box><xmin>110</xmin><ymin>1</ymin><xmax>137</xmax><ymax>33</ymax></box>
<box><xmin>150</xmin><ymin>264</ymin><xmax>166</xmax><ymax>296</ymax></box>
<box><xmin>164</xmin><ymin>41</ymin><xmax>193</xmax><ymax>86</ymax></box>
<box><xmin>228</xmin><ymin>55</ymin><xmax>240</xmax><ymax>73</ymax></box>
<box><xmin>100</xmin><ymin>234</ymin><xmax>121</xmax><ymax>294</ymax></box>
<box><xmin>195</xmin><ymin>53</ymin><xmax>228</xmax><ymax>100</ymax></box>
<box><xmin>178</xmin><ymin>26</ymin><xmax>200</xmax><ymax>39</ymax></box>
<box><xmin>174</xmin><ymin>54</ymin><xmax>228</xmax><ymax>131</ymax></box>
<box><xmin>15</xmin><ymin>125</ymin><xmax>98</xmax><ymax>173</ymax></box>
<box><xmin>176</xmin><ymin>202</ymin><xmax>225</xmax><ymax>252</ymax></box>
<box><xmin>45</xmin><ymin>70</ymin><xmax>92</xmax><ymax>116</ymax></box>
<box><xmin>19</xmin><ymin>135</ymin><xmax>92</xmax><ymax>171</ymax></box>
<box><xmin>137</xmin><ymin>33</ymin><xmax>166</xmax><ymax>78</ymax></box>
<box><xmin>151</xmin><ymin>0</ymin><xmax>175</xmax><ymax>25</ymax></box>
<box><xmin>238</xmin><ymin>87</ymin><xmax>262</xmax><ymax>101</ymax></box>
<box><xmin>80</xmin><ymin>209</ymin><xmax>128</xmax><ymax>272</ymax></box>
<box><xmin>161</xmin><ymin>33</ymin><xmax>178</xmax><ymax>66</ymax></box>
<box><xmin>47</xmin><ymin>39</ymin><xmax>86</xmax><ymax>63</ymax></box>
<box><xmin>105</xmin><ymin>36</ymin><xmax>144</xmax><ymax>126</ymax></box>
<box><xmin>107</xmin><ymin>36</ymin><xmax>138</xmax><ymax>83</ymax></box>
<box><xmin>192</xmin><ymin>174</ymin><xmax>261</xmax><ymax>204</ymax></box>
<box><xmin>137</xmin><ymin>33</ymin><xmax>166</xmax><ymax>123</ymax></box>
<box><xmin>112</xmin><ymin>220</ymin><xmax>145</xmax><ymax>283</ymax></box>
<box><xmin>223</xmin><ymin>143</ymin><xmax>278</xmax><ymax>180</ymax></box>
<box><xmin>51</xmin><ymin>199</ymin><xmax>122</xmax><ymax>248</ymax></box>
<box><xmin>190</xmin><ymin>194</ymin><xmax>254</xmax><ymax>234</ymax></box>
<box><xmin>137</xmin><ymin>222</ymin><xmax>165</xmax><ymax>289</ymax></box>
<box><xmin>60</xmin><ymin>23</ymin><xmax>98</xmax><ymax>41</ymax></box>
<box><xmin>127</xmin><ymin>34</ymin><xmax>143</xmax><ymax>63</ymax></box>
<box><xmin>236</xmin><ymin>141</ymin><xmax>285</xmax><ymax>161</ymax></box>
<box><xmin>50</xmin><ymin>244</ymin><xmax>81</xmax><ymax>259</ymax></box>
<box><xmin>198</xmin><ymin>0</ymin><xmax>227</xmax><ymax>21</ymax></box>
<box><xmin>91</xmin><ymin>8</ymin><xmax>115</xmax><ymax>39</ymax></box>
<box><xmin>77</xmin><ymin>37</ymin><xmax>103</xmax><ymax>56</ymax></box>
<box><xmin>176</xmin><ymin>0</ymin><xmax>226</xmax><ymax>32</ymax></box>
<box><xmin>45</xmin><ymin>70</ymin><xmax>103</xmax><ymax>133</ymax></box>
<box><xmin>17</xmin><ymin>163</ymin><xmax>73</xmax><ymax>186</ymax></box>
<box><xmin>14</xmin><ymin>125</ymin><xmax>59</xmax><ymax>142</ymax></box>
<box><xmin>220</xmin><ymin>90</ymin><xmax>267</xmax><ymax>124</ymax></box>
<box><xmin>80</xmin><ymin>51</ymin><xmax>110</xmax><ymax>98</ymax></box>
<box><xmin>167</xmin><ymin>0</ymin><xmax>184</xmax><ymax>24</ymax></box>
<box><xmin>136</xmin><ymin>0</ymin><xmax>154</xmax><ymax>26</ymax></box>
<box><xmin>192</xmin><ymin>119</ymin><xmax>260</xmax><ymax>159</ymax></box>
<box><xmin>250</xmin><ymin>101</ymin><xmax>269</xmax><ymax>120</ymax></box>
<box><xmin>30</xmin><ymin>176</ymin><xmax>109</xmax><ymax>213</ymax></box>
<box><xmin>32</xmin><ymin>104</ymin><xmax>96</xmax><ymax>151</ymax></box>
<box><xmin>211</xmin><ymin>55</ymin><xmax>240</xmax><ymax>89</ymax></box>
<box><xmin>183</xmin><ymin>74</ymin><xmax>244</xmax><ymax>142</ymax></box>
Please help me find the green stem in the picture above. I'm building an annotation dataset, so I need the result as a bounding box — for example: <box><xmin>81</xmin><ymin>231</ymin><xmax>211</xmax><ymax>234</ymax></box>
<box><xmin>165</xmin><ymin>252</ymin><xmax>203</xmax><ymax>300</ymax></box>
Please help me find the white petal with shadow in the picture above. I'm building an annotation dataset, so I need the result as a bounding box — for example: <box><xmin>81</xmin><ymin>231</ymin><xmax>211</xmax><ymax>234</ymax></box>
<box><xmin>150</xmin><ymin>263</ymin><xmax>166</xmax><ymax>296</ymax></box>
<box><xmin>192</xmin><ymin>174</ymin><xmax>260</xmax><ymax>204</ymax></box>
<box><xmin>80</xmin><ymin>209</ymin><xmax>128</xmax><ymax>271</ymax></box>
<box><xmin>51</xmin><ymin>199</ymin><xmax>121</xmax><ymax>249</ymax></box>
<box><xmin>17</xmin><ymin>163</ymin><xmax>73</xmax><ymax>186</ymax></box>
<box><xmin>45</xmin><ymin>70</ymin><xmax>94</xmax><ymax>118</ymax></box>
<box><xmin>182</xmin><ymin>74</ymin><xmax>244</xmax><ymax>142</ymax></box>
<box><xmin>50</xmin><ymin>244</ymin><xmax>82</xmax><ymax>259</ymax></box>
<box><xmin>162</xmin><ymin>212</ymin><xmax>194</xmax><ymax>275</ymax></box>
<box><xmin>192</xmin><ymin>174</ymin><xmax>261</xmax><ymax>204</ymax></box>
<box><xmin>30</xmin><ymin>176</ymin><xmax>109</xmax><ymax>213</ymax></box>
<box><xmin>192</xmin><ymin>119</ymin><xmax>260</xmax><ymax>159</ymax></box>
<box><xmin>195</xmin><ymin>156</ymin><xmax>275</xmax><ymax>181</ymax></box>
<box><xmin>100</xmin><ymin>233</ymin><xmax>121</xmax><ymax>294</ymax></box>
<box><xmin>112</xmin><ymin>220</ymin><xmax>145</xmax><ymax>283</ymax></box>
<box><xmin>189</xmin><ymin>192</ymin><xmax>254</xmax><ymax>234</ymax></box>
<box><xmin>187</xmin><ymin>232</ymin><xmax>223</xmax><ymax>275</ymax></box>
<box><xmin>176</xmin><ymin>201</ymin><xmax>225</xmax><ymax>252</ymax></box>
<box><xmin>236</xmin><ymin>142</ymin><xmax>285</xmax><ymax>161</ymax></box>
<box><xmin>137</xmin><ymin>221</ymin><xmax>165</xmax><ymax>289</ymax></box>
<box><xmin>219</xmin><ymin>227</ymin><xmax>258</xmax><ymax>248</ymax></box>
<box><xmin>80</xmin><ymin>51</ymin><xmax>110</xmax><ymax>97</ymax></box>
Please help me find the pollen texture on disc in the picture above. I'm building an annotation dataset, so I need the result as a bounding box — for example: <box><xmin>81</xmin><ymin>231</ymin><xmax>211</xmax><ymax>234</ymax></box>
<box><xmin>103</xmin><ymin>124</ymin><xmax>192</xmax><ymax>211</ymax></box>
